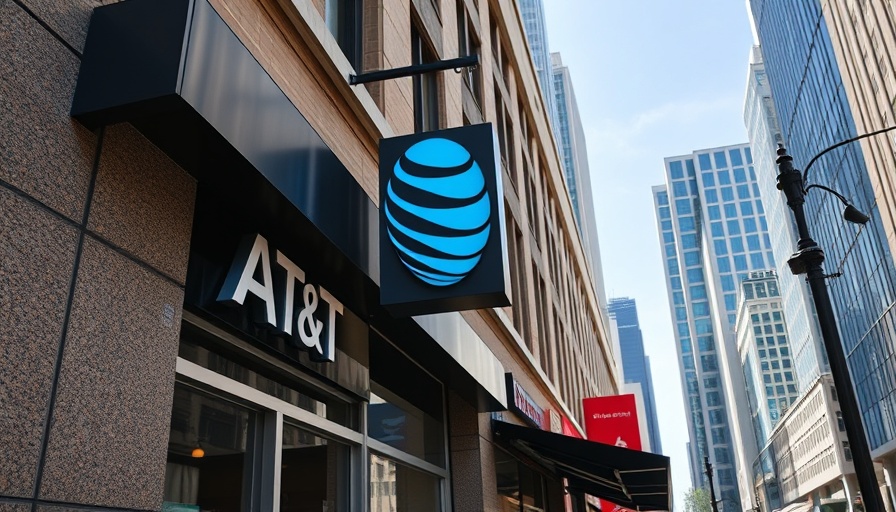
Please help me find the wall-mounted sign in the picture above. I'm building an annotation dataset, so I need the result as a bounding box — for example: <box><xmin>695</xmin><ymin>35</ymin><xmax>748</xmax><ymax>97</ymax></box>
<box><xmin>583</xmin><ymin>394</ymin><xmax>644</xmax><ymax>512</ymax></box>
<box><xmin>505</xmin><ymin>374</ymin><xmax>544</xmax><ymax>429</ymax></box>
<box><xmin>582</xmin><ymin>394</ymin><xmax>642</xmax><ymax>450</ymax></box>
<box><xmin>379</xmin><ymin>123</ymin><xmax>511</xmax><ymax>316</ymax></box>
<box><xmin>217</xmin><ymin>233</ymin><xmax>344</xmax><ymax>362</ymax></box>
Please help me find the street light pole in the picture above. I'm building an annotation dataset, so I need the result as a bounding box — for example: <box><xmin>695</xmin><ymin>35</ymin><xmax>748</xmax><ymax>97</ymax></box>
<box><xmin>704</xmin><ymin>456</ymin><xmax>720</xmax><ymax>512</ymax></box>
<box><xmin>776</xmin><ymin>145</ymin><xmax>886</xmax><ymax>511</ymax></box>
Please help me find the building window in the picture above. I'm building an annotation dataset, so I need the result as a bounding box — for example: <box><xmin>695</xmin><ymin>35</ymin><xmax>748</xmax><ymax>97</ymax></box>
<box><xmin>412</xmin><ymin>25</ymin><xmax>440</xmax><ymax>132</ymax></box>
<box><xmin>370</xmin><ymin>453</ymin><xmax>441</xmax><ymax>512</ymax></box>
<box><xmin>326</xmin><ymin>0</ymin><xmax>361</xmax><ymax>69</ymax></box>
<box><xmin>456</xmin><ymin>1</ymin><xmax>482</xmax><ymax>108</ymax></box>
<box><xmin>164</xmin><ymin>384</ymin><xmax>257</xmax><ymax>510</ymax></box>
<box><xmin>282</xmin><ymin>423</ymin><xmax>351</xmax><ymax>510</ymax></box>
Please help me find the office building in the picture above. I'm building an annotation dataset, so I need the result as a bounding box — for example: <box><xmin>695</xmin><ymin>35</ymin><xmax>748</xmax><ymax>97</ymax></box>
<box><xmin>0</xmin><ymin>0</ymin><xmax>677</xmax><ymax>510</ymax></box>
<box><xmin>551</xmin><ymin>53</ymin><xmax>606</xmax><ymax>304</ymax></box>
<box><xmin>518</xmin><ymin>0</ymin><xmax>558</xmax><ymax>133</ymax></box>
<box><xmin>735</xmin><ymin>270</ymin><xmax>799</xmax><ymax>448</ymax></box>
<box><xmin>750</xmin><ymin>0</ymin><xmax>896</xmax><ymax>503</ymax></box>
<box><xmin>654</xmin><ymin>142</ymin><xmax>776</xmax><ymax>510</ymax></box>
<box><xmin>744</xmin><ymin>43</ymin><xmax>856</xmax><ymax>511</ymax></box>
<box><xmin>608</xmin><ymin>297</ymin><xmax>663</xmax><ymax>454</ymax></box>
<box><xmin>518</xmin><ymin>0</ymin><xmax>607</xmax><ymax>319</ymax></box>
<box><xmin>823</xmin><ymin>3</ymin><xmax>896</xmax><ymax>263</ymax></box>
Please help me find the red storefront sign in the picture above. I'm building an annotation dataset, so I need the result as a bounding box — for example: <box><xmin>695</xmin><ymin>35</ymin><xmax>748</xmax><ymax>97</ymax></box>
<box><xmin>582</xmin><ymin>394</ymin><xmax>642</xmax><ymax>450</ymax></box>
<box><xmin>582</xmin><ymin>395</ymin><xmax>642</xmax><ymax>512</ymax></box>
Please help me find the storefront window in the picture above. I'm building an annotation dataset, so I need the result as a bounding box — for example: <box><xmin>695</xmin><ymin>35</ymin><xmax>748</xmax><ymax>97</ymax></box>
<box><xmin>281</xmin><ymin>423</ymin><xmax>350</xmax><ymax>511</ymax></box>
<box><xmin>369</xmin><ymin>453</ymin><xmax>441</xmax><ymax>512</ymax></box>
<box><xmin>163</xmin><ymin>384</ymin><xmax>256</xmax><ymax>512</ymax></box>
<box><xmin>494</xmin><ymin>447</ymin><xmax>550</xmax><ymax>512</ymax></box>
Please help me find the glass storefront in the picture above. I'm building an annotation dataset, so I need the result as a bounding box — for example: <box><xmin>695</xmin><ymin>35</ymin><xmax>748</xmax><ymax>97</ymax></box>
<box><xmin>369</xmin><ymin>453</ymin><xmax>441</xmax><ymax>512</ymax></box>
<box><xmin>280</xmin><ymin>423</ymin><xmax>350</xmax><ymax>512</ymax></box>
<box><xmin>494</xmin><ymin>446</ymin><xmax>551</xmax><ymax>512</ymax></box>
<box><xmin>164</xmin><ymin>317</ymin><xmax>449</xmax><ymax>511</ymax></box>
<box><xmin>164</xmin><ymin>384</ymin><xmax>256</xmax><ymax>512</ymax></box>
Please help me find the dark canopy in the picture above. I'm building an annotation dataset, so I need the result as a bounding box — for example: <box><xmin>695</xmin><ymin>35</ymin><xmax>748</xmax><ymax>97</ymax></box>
<box><xmin>493</xmin><ymin>420</ymin><xmax>672</xmax><ymax>511</ymax></box>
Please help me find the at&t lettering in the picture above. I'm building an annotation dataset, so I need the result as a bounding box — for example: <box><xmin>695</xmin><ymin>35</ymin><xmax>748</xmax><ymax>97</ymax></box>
<box><xmin>217</xmin><ymin>233</ymin><xmax>343</xmax><ymax>362</ymax></box>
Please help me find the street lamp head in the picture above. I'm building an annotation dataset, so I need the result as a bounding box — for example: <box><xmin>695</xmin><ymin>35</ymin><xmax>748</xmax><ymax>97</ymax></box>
<box><xmin>804</xmin><ymin>184</ymin><xmax>870</xmax><ymax>225</ymax></box>
<box><xmin>843</xmin><ymin>204</ymin><xmax>870</xmax><ymax>225</ymax></box>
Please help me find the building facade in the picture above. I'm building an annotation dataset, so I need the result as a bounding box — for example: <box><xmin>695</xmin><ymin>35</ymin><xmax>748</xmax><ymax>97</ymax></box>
<box><xmin>550</xmin><ymin>53</ymin><xmax>606</xmax><ymax>308</ymax></box>
<box><xmin>743</xmin><ymin>43</ymin><xmax>859</xmax><ymax>511</ymax></box>
<box><xmin>608</xmin><ymin>297</ymin><xmax>663</xmax><ymax>454</ymax></box>
<box><xmin>517</xmin><ymin>0</ymin><xmax>557</xmax><ymax>135</ymax></box>
<box><xmin>0</xmin><ymin>0</ymin><xmax>672</xmax><ymax>510</ymax></box>
<box><xmin>822</xmin><ymin>1</ymin><xmax>896</xmax><ymax>266</ymax></box>
<box><xmin>753</xmin><ymin>375</ymin><xmax>855</xmax><ymax>511</ymax></box>
<box><xmin>654</xmin><ymin>143</ymin><xmax>777</xmax><ymax>510</ymax></box>
<box><xmin>735</xmin><ymin>270</ymin><xmax>800</xmax><ymax>448</ymax></box>
<box><xmin>749</xmin><ymin>0</ymin><xmax>896</xmax><ymax>498</ymax></box>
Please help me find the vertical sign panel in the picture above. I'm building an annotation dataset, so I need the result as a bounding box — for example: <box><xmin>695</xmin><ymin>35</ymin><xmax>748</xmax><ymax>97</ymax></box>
<box><xmin>379</xmin><ymin>123</ymin><xmax>511</xmax><ymax>316</ymax></box>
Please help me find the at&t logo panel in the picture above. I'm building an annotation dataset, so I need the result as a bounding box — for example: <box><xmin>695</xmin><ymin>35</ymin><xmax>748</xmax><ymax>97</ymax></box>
<box><xmin>379</xmin><ymin>124</ymin><xmax>511</xmax><ymax>316</ymax></box>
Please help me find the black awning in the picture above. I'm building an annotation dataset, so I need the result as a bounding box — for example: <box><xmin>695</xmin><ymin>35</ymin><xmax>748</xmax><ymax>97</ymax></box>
<box><xmin>492</xmin><ymin>420</ymin><xmax>672</xmax><ymax>511</ymax></box>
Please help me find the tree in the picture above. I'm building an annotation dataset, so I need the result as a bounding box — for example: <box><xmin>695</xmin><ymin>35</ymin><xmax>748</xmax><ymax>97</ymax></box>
<box><xmin>684</xmin><ymin>487</ymin><xmax>713</xmax><ymax>512</ymax></box>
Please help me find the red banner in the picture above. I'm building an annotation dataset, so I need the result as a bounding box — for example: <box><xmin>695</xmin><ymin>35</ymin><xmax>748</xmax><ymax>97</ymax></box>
<box><xmin>583</xmin><ymin>395</ymin><xmax>642</xmax><ymax>512</ymax></box>
<box><xmin>582</xmin><ymin>394</ymin><xmax>642</xmax><ymax>450</ymax></box>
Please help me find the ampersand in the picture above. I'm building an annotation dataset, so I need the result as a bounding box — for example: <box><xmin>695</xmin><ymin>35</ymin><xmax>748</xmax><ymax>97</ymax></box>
<box><xmin>297</xmin><ymin>284</ymin><xmax>324</xmax><ymax>354</ymax></box>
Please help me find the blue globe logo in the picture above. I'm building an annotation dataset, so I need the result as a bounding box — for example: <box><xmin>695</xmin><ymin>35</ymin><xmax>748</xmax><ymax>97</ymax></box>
<box><xmin>384</xmin><ymin>138</ymin><xmax>491</xmax><ymax>286</ymax></box>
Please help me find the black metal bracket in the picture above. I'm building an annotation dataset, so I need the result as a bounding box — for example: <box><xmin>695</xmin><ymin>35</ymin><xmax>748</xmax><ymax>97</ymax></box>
<box><xmin>349</xmin><ymin>54</ymin><xmax>479</xmax><ymax>85</ymax></box>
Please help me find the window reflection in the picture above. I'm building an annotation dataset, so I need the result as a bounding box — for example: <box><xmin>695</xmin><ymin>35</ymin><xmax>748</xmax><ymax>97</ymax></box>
<box><xmin>163</xmin><ymin>384</ymin><xmax>255</xmax><ymax>512</ymax></box>
<box><xmin>280</xmin><ymin>424</ymin><xmax>350</xmax><ymax>512</ymax></box>
<box><xmin>370</xmin><ymin>453</ymin><xmax>440</xmax><ymax>512</ymax></box>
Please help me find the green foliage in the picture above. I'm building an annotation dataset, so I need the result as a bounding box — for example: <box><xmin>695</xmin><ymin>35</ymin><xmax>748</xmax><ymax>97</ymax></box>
<box><xmin>684</xmin><ymin>487</ymin><xmax>713</xmax><ymax>512</ymax></box>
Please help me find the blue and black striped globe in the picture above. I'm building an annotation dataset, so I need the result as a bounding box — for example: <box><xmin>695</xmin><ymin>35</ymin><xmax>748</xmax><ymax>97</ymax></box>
<box><xmin>384</xmin><ymin>138</ymin><xmax>491</xmax><ymax>286</ymax></box>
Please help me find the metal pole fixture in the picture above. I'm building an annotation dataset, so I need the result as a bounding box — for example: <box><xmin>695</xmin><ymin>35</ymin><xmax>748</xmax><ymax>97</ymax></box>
<box><xmin>704</xmin><ymin>456</ymin><xmax>720</xmax><ymax>512</ymax></box>
<box><xmin>775</xmin><ymin>144</ymin><xmax>885</xmax><ymax>512</ymax></box>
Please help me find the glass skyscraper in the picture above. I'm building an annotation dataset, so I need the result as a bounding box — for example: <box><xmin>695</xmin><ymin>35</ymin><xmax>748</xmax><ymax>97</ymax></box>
<box><xmin>551</xmin><ymin>53</ymin><xmax>604</xmax><ymax>296</ymax></box>
<box><xmin>518</xmin><ymin>0</ymin><xmax>558</xmax><ymax>134</ymax></box>
<box><xmin>518</xmin><ymin>2</ymin><xmax>606</xmax><ymax>309</ymax></box>
<box><xmin>750</xmin><ymin>0</ymin><xmax>896</xmax><ymax>460</ymax></box>
<box><xmin>744</xmin><ymin>45</ymin><xmax>828</xmax><ymax>396</ymax></box>
<box><xmin>654</xmin><ymin>143</ymin><xmax>776</xmax><ymax>510</ymax></box>
<box><xmin>608</xmin><ymin>297</ymin><xmax>663</xmax><ymax>454</ymax></box>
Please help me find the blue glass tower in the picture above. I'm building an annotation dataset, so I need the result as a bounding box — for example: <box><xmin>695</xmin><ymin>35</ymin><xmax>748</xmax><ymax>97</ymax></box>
<box><xmin>518</xmin><ymin>0</ymin><xmax>558</xmax><ymax>133</ymax></box>
<box><xmin>654</xmin><ymin>143</ymin><xmax>777</xmax><ymax>510</ymax></box>
<box><xmin>608</xmin><ymin>297</ymin><xmax>663</xmax><ymax>454</ymax></box>
<box><xmin>750</xmin><ymin>0</ymin><xmax>896</xmax><ymax>456</ymax></box>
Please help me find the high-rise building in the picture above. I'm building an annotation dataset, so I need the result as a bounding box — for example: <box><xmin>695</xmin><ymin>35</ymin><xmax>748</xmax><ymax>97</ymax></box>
<box><xmin>654</xmin><ymin>143</ymin><xmax>777</xmax><ymax>510</ymax></box>
<box><xmin>750</xmin><ymin>0</ymin><xmax>896</xmax><ymax>495</ymax></box>
<box><xmin>822</xmin><ymin>4</ymin><xmax>896</xmax><ymax>265</ymax></box>
<box><xmin>744</xmin><ymin>45</ymin><xmax>828</xmax><ymax>396</ymax></box>
<box><xmin>735</xmin><ymin>270</ymin><xmax>799</xmax><ymax>448</ymax></box>
<box><xmin>552</xmin><ymin>53</ymin><xmax>606</xmax><ymax>304</ymax></box>
<box><xmin>518</xmin><ymin>1</ymin><xmax>607</xmax><ymax>313</ymax></box>
<box><xmin>608</xmin><ymin>297</ymin><xmax>663</xmax><ymax>454</ymax></box>
<box><xmin>518</xmin><ymin>0</ymin><xmax>558</xmax><ymax>132</ymax></box>
<box><xmin>744</xmin><ymin>44</ymin><xmax>854</xmax><ymax>511</ymax></box>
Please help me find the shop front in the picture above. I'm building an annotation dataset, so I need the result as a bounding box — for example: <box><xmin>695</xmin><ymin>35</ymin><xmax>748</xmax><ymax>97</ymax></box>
<box><xmin>70</xmin><ymin>0</ymin><xmax>509</xmax><ymax>509</ymax></box>
<box><xmin>65</xmin><ymin>0</ymin><xmax>675</xmax><ymax>510</ymax></box>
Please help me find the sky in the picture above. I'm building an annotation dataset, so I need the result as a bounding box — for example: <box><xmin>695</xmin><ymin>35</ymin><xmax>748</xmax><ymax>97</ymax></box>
<box><xmin>540</xmin><ymin>1</ymin><xmax>756</xmax><ymax>509</ymax></box>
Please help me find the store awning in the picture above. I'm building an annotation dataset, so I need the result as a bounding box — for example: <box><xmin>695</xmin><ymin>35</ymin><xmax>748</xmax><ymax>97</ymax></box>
<box><xmin>493</xmin><ymin>420</ymin><xmax>672</xmax><ymax>511</ymax></box>
<box><xmin>775</xmin><ymin>501</ymin><xmax>813</xmax><ymax>512</ymax></box>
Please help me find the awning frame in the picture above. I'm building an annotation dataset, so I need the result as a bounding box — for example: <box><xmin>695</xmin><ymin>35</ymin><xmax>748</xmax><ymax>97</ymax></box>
<box><xmin>492</xmin><ymin>420</ymin><xmax>672</xmax><ymax>511</ymax></box>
